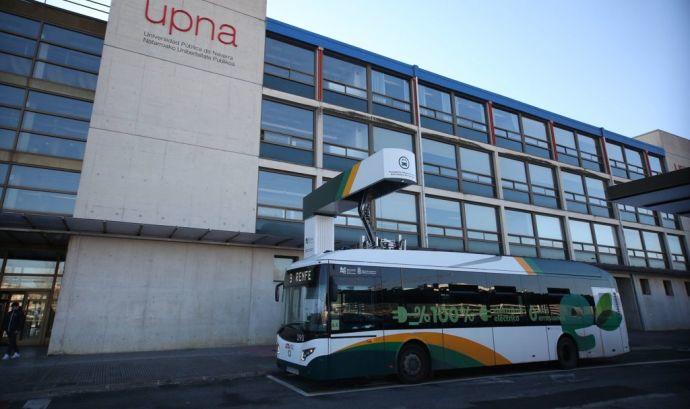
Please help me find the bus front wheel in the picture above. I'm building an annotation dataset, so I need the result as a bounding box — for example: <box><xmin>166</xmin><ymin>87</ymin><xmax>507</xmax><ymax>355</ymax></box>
<box><xmin>397</xmin><ymin>343</ymin><xmax>430</xmax><ymax>383</ymax></box>
<box><xmin>557</xmin><ymin>336</ymin><xmax>578</xmax><ymax>370</ymax></box>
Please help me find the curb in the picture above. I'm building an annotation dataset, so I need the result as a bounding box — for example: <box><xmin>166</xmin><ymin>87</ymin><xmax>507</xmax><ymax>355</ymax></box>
<box><xmin>2</xmin><ymin>369</ymin><xmax>272</xmax><ymax>402</ymax></box>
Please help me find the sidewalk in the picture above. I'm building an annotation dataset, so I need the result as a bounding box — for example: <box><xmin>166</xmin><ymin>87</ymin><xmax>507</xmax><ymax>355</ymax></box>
<box><xmin>0</xmin><ymin>344</ymin><xmax>276</xmax><ymax>401</ymax></box>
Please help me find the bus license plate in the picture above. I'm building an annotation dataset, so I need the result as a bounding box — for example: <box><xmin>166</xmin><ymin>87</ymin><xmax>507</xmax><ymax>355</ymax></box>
<box><xmin>286</xmin><ymin>367</ymin><xmax>299</xmax><ymax>375</ymax></box>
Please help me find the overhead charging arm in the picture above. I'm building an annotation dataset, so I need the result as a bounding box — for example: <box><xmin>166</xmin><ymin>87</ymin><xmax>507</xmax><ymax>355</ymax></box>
<box><xmin>302</xmin><ymin>148</ymin><xmax>417</xmax><ymax>257</ymax></box>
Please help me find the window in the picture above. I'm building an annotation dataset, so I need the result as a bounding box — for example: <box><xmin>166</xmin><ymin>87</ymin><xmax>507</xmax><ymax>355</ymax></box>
<box><xmin>264</xmin><ymin>37</ymin><xmax>314</xmax><ymax>98</ymax></box>
<box><xmin>624</xmin><ymin>228</ymin><xmax>666</xmax><ymax>269</ymax></box>
<box><xmin>323</xmin><ymin>55</ymin><xmax>367</xmax><ymax>111</ymax></box>
<box><xmin>256</xmin><ymin>171</ymin><xmax>312</xmax><ymax>238</ymax></box>
<box><xmin>454</xmin><ymin>96</ymin><xmax>488</xmax><ymax>143</ymax></box>
<box><xmin>606</xmin><ymin>142</ymin><xmax>646</xmax><ymax>179</ymax></box>
<box><xmin>21</xmin><ymin>112</ymin><xmax>89</xmax><ymax>140</ymax></box>
<box><xmin>41</xmin><ymin>24</ymin><xmax>103</xmax><ymax>55</ymax></box>
<box><xmin>17</xmin><ymin>133</ymin><xmax>85</xmax><ymax>160</ymax></box>
<box><xmin>323</xmin><ymin>115</ymin><xmax>368</xmax><ymax>171</ymax></box>
<box><xmin>372</xmin><ymin>127</ymin><xmax>413</xmax><ymax>153</ymax></box>
<box><xmin>569</xmin><ymin>220</ymin><xmax>619</xmax><ymax>264</ymax></box>
<box><xmin>259</xmin><ymin>100</ymin><xmax>314</xmax><ymax>166</ymax></box>
<box><xmin>418</xmin><ymin>85</ymin><xmax>452</xmax><ymax>134</ymax></box>
<box><xmin>422</xmin><ymin>138</ymin><xmax>458</xmax><ymax>191</ymax></box>
<box><xmin>493</xmin><ymin>108</ymin><xmax>550</xmax><ymax>159</ymax></box>
<box><xmin>372</xmin><ymin>70</ymin><xmax>411</xmax><ymax>122</ymax></box>
<box><xmin>505</xmin><ymin>210</ymin><xmax>565</xmax><ymax>259</ymax></box>
<box><xmin>464</xmin><ymin>203</ymin><xmax>500</xmax><ymax>255</ymax></box>
<box><xmin>667</xmin><ymin>235</ymin><xmax>687</xmax><ymax>271</ymax></box>
<box><xmin>2</xmin><ymin>165</ymin><xmax>79</xmax><ymax>214</ymax></box>
<box><xmin>660</xmin><ymin>212</ymin><xmax>678</xmax><ymax>229</ymax></box>
<box><xmin>459</xmin><ymin>147</ymin><xmax>494</xmax><ymax>197</ymax></box>
<box><xmin>560</xmin><ymin>171</ymin><xmax>610</xmax><ymax>217</ymax></box>
<box><xmin>554</xmin><ymin>127</ymin><xmax>602</xmax><ymax>171</ymax></box>
<box><xmin>500</xmin><ymin>157</ymin><xmax>557</xmax><ymax>208</ymax></box>
<box><xmin>0</xmin><ymin>11</ymin><xmax>41</xmax><ymax>38</ymax></box>
<box><xmin>0</xmin><ymin>84</ymin><xmax>25</xmax><ymax>107</ymax></box>
<box><xmin>617</xmin><ymin>204</ymin><xmax>656</xmax><ymax>225</ymax></box>
<box><xmin>37</xmin><ymin>43</ymin><xmax>100</xmax><ymax>73</ymax></box>
<box><xmin>8</xmin><ymin>165</ymin><xmax>79</xmax><ymax>192</ymax></box>
<box><xmin>648</xmin><ymin>155</ymin><xmax>664</xmax><ymax>176</ymax></box>
<box><xmin>640</xmin><ymin>278</ymin><xmax>650</xmax><ymax>295</ymax></box>
<box><xmin>26</xmin><ymin>91</ymin><xmax>93</xmax><ymax>120</ymax></box>
<box><xmin>273</xmin><ymin>256</ymin><xmax>297</xmax><ymax>282</ymax></box>
<box><xmin>663</xmin><ymin>280</ymin><xmax>674</xmax><ymax>296</ymax></box>
<box><xmin>425</xmin><ymin>197</ymin><xmax>463</xmax><ymax>251</ymax></box>
<box><xmin>375</xmin><ymin>192</ymin><xmax>419</xmax><ymax>247</ymax></box>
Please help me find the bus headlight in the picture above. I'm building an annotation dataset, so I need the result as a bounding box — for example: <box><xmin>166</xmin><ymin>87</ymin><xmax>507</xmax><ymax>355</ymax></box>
<box><xmin>301</xmin><ymin>348</ymin><xmax>315</xmax><ymax>361</ymax></box>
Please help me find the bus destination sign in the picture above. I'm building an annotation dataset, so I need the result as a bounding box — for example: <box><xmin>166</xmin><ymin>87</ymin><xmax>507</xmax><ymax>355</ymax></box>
<box><xmin>285</xmin><ymin>269</ymin><xmax>315</xmax><ymax>287</ymax></box>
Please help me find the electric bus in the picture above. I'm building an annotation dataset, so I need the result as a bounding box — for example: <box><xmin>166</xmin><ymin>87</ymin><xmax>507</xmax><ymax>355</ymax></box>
<box><xmin>276</xmin><ymin>249</ymin><xmax>629</xmax><ymax>383</ymax></box>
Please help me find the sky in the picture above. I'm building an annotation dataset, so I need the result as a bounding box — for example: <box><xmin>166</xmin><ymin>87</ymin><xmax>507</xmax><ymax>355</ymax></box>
<box><xmin>267</xmin><ymin>0</ymin><xmax>690</xmax><ymax>139</ymax></box>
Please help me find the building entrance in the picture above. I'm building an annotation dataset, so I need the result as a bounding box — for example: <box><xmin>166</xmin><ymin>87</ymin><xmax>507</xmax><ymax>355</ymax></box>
<box><xmin>0</xmin><ymin>291</ymin><xmax>54</xmax><ymax>346</ymax></box>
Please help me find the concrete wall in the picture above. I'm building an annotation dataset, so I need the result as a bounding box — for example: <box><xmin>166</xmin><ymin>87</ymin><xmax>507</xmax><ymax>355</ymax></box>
<box><xmin>632</xmin><ymin>274</ymin><xmax>690</xmax><ymax>331</ymax></box>
<box><xmin>74</xmin><ymin>0</ymin><xmax>266</xmax><ymax>231</ymax></box>
<box><xmin>49</xmin><ymin>236</ymin><xmax>299</xmax><ymax>354</ymax></box>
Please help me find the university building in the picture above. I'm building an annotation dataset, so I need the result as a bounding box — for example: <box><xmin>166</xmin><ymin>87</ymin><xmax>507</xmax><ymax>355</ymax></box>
<box><xmin>0</xmin><ymin>0</ymin><xmax>688</xmax><ymax>354</ymax></box>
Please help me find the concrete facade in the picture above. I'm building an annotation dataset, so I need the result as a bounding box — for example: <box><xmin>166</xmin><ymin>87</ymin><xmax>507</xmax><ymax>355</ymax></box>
<box><xmin>635</xmin><ymin>130</ymin><xmax>690</xmax><ymax>171</ymax></box>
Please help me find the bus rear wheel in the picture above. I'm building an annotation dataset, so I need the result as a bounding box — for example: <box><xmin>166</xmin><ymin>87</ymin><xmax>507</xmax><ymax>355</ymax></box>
<box><xmin>557</xmin><ymin>336</ymin><xmax>578</xmax><ymax>370</ymax></box>
<box><xmin>397</xmin><ymin>344</ymin><xmax>430</xmax><ymax>383</ymax></box>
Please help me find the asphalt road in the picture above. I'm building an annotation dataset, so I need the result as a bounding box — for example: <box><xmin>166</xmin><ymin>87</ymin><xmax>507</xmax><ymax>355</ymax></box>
<box><xmin>15</xmin><ymin>354</ymin><xmax>690</xmax><ymax>409</ymax></box>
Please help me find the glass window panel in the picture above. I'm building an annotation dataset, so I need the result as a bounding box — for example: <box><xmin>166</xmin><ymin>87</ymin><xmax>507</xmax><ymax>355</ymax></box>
<box><xmin>257</xmin><ymin>171</ymin><xmax>311</xmax><ymax>209</ymax></box>
<box><xmin>623</xmin><ymin>228</ymin><xmax>643</xmax><ymax>250</ymax></box>
<box><xmin>9</xmin><ymin>165</ymin><xmax>80</xmax><ymax>192</ymax></box>
<box><xmin>554</xmin><ymin>127</ymin><xmax>576</xmax><ymax>148</ymax></box>
<box><xmin>594</xmin><ymin>223</ymin><xmax>616</xmax><ymax>247</ymax></box>
<box><xmin>422</xmin><ymin>138</ymin><xmax>456</xmax><ymax>168</ymax></box>
<box><xmin>528</xmin><ymin>164</ymin><xmax>554</xmax><ymax>188</ymax></box>
<box><xmin>2</xmin><ymin>188</ymin><xmax>75</xmax><ymax>214</ymax></box>
<box><xmin>372</xmin><ymin>127</ymin><xmax>412</xmax><ymax>152</ymax></box>
<box><xmin>569</xmin><ymin>220</ymin><xmax>593</xmax><ymax>243</ymax></box>
<box><xmin>22</xmin><ymin>112</ymin><xmax>90</xmax><ymax>140</ymax></box>
<box><xmin>37</xmin><ymin>43</ymin><xmax>101</xmax><ymax>73</ymax></box>
<box><xmin>0</xmin><ymin>31</ymin><xmax>36</xmax><ymax>57</ymax></box>
<box><xmin>264</xmin><ymin>38</ymin><xmax>314</xmax><ymax>75</ymax></box>
<box><xmin>0</xmin><ymin>107</ymin><xmax>20</xmax><ymax>128</ymax></box>
<box><xmin>505</xmin><ymin>210</ymin><xmax>533</xmax><ymax>235</ymax></box>
<box><xmin>642</xmin><ymin>231</ymin><xmax>662</xmax><ymax>252</ymax></box>
<box><xmin>0</xmin><ymin>129</ymin><xmax>14</xmax><ymax>149</ymax></box>
<box><xmin>323</xmin><ymin>55</ymin><xmax>366</xmax><ymax>89</ymax></box>
<box><xmin>492</xmin><ymin>108</ymin><xmax>520</xmax><ymax>132</ymax></box>
<box><xmin>0</xmin><ymin>52</ymin><xmax>32</xmax><ymax>76</ymax></box>
<box><xmin>372</xmin><ymin>70</ymin><xmax>409</xmax><ymax>102</ymax></box>
<box><xmin>375</xmin><ymin>192</ymin><xmax>417</xmax><ymax>223</ymax></box>
<box><xmin>1</xmin><ymin>275</ymin><xmax>54</xmax><ymax>289</ymax></box>
<box><xmin>585</xmin><ymin>177</ymin><xmax>606</xmax><ymax>198</ymax></box>
<box><xmin>560</xmin><ymin>171</ymin><xmax>584</xmax><ymax>194</ymax></box>
<box><xmin>460</xmin><ymin>147</ymin><xmax>491</xmax><ymax>175</ymax></box>
<box><xmin>499</xmin><ymin>157</ymin><xmax>526</xmax><ymax>182</ymax></box>
<box><xmin>418</xmin><ymin>85</ymin><xmax>451</xmax><ymax>113</ymax></box>
<box><xmin>425</xmin><ymin>197</ymin><xmax>461</xmax><ymax>228</ymax></box>
<box><xmin>465</xmin><ymin>203</ymin><xmax>497</xmax><ymax>231</ymax></box>
<box><xmin>455</xmin><ymin>96</ymin><xmax>485</xmax><ymax>124</ymax></box>
<box><xmin>535</xmin><ymin>214</ymin><xmax>562</xmax><ymax>240</ymax></box>
<box><xmin>41</xmin><ymin>25</ymin><xmax>103</xmax><ymax>55</ymax></box>
<box><xmin>648</xmin><ymin>156</ymin><xmax>663</xmax><ymax>173</ymax></box>
<box><xmin>577</xmin><ymin>134</ymin><xmax>598</xmax><ymax>155</ymax></box>
<box><xmin>26</xmin><ymin>91</ymin><xmax>93</xmax><ymax>120</ymax></box>
<box><xmin>667</xmin><ymin>235</ymin><xmax>683</xmax><ymax>254</ymax></box>
<box><xmin>0</xmin><ymin>11</ymin><xmax>40</xmax><ymax>38</ymax></box>
<box><xmin>0</xmin><ymin>162</ymin><xmax>8</xmax><ymax>179</ymax></box>
<box><xmin>261</xmin><ymin>100</ymin><xmax>313</xmax><ymax>139</ymax></box>
<box><xmin>17</xmin><ymin>132</ymin><xmax>85</xmax><ymax>160</ymax></box>
<box><xmin>0</xmin><ymin>84</ymin><xmax>24</xmax><ymax>107</ymax></box>
<box><xmin>625</xmin><ymin>148</ymin><xmax>643</xmax><ymax>167</ymax></box>
<box><xmin>522</xmin><ymin>117</ymin><xmax>547</xmax><ymax>140</ymax></box>
<box><xmin>323</xmin><ymin>115</ymin><xmax>368</xmax><ymax>150</ymax></box>
<box><xmin>33</xmin><ymin>62</ymin><xmax>98</xmax><ymax>90</ymax></box>
<box><xmin>606</xmin><ymin>143</ymin><xmax>624</xmax><ymax>161</ymax></box>
<box><xmin>4</xmin><ymin>259</ymin><xmax>56</xmax><ymax>275</ymax></box>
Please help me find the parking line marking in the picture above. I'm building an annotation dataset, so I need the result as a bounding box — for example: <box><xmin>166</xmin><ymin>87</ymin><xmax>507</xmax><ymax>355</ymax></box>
<box><xmin>267</xmin><ymin>358</ymin><xmax>690</xmax><ymax>397</ymax></box>
<box><xmin>23</xmin><ymin>399</ymin><xmax>51</xmax><ymax>409</ymax></box>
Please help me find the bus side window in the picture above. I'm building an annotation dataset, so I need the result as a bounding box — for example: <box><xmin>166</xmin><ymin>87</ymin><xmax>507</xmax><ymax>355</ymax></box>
<box><xmin>488</xmin><ymin>286</ymin><xmax>529</xmax><ymax>326</ymax></box>
<box><xmin>329</xmin><ymin>266</ymin><xmax>382</xmax><ymax>333</ymax></box>
<box><xmin>447</xmin><ymin>285</ymin><xmax>490</xmax><ymax>328</ymax></box>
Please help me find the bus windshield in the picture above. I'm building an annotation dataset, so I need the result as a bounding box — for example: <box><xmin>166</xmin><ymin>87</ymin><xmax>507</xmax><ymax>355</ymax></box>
<box><xmin>282</xmin><ymin>266</ymin><xmax>327</xmax><ymax>335</ymax></box>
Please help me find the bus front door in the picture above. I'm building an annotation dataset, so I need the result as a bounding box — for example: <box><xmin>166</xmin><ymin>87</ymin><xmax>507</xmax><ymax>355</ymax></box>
<box><xmin>591</xmin><ymin>287</ymin><xmax>628</xmax><ymax>357</ymax></box>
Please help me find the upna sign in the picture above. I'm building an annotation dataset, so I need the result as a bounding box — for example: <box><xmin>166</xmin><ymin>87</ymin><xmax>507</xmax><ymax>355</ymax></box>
<box><xmin>144</xmin><ymin>0</ymin><xmax>238</xmax><ymax>46</ymax></box>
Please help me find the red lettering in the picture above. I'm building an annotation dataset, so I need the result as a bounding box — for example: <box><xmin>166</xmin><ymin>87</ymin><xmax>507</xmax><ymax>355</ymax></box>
<box><xmin>195</xmin><ymin>16</ymin><xmax>215</xmax><ymax>41</ymax></box>
<box><xmin>169</xmin><ymin>8</ymin><xmax>193</xmax><ymax>35</ymax></box>
<box><xmin>144</xmin><ymin>0</ymin><xmax>167</xmax><ymax>25</ymax></box>
<box><xmin>217</xmin><ymin>24</ymin><xmax>237</xmax><ymax>47</ymax></box>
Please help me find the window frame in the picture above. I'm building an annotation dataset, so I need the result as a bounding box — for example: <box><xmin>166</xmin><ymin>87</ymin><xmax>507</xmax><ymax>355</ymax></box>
<box><xmin>499</xmin><ymin>156</ymin><xmax>558</xmax><ymax>209</ymax></box>
<box><xmin>492</xmin><ymin>106</ymin><xmax>552</xmax><ymax>159</ymax></box>
<box><xmin>505</xmin><ymin>209</ymin><xmax>566</xmax><ymax>260</ymax></box>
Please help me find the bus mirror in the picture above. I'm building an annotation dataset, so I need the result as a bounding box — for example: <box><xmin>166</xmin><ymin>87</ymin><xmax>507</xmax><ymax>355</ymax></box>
<box><xmin>274</xmin><ymin>282</ymin><xmax>283</xmax><ymax>302</ymax></box>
